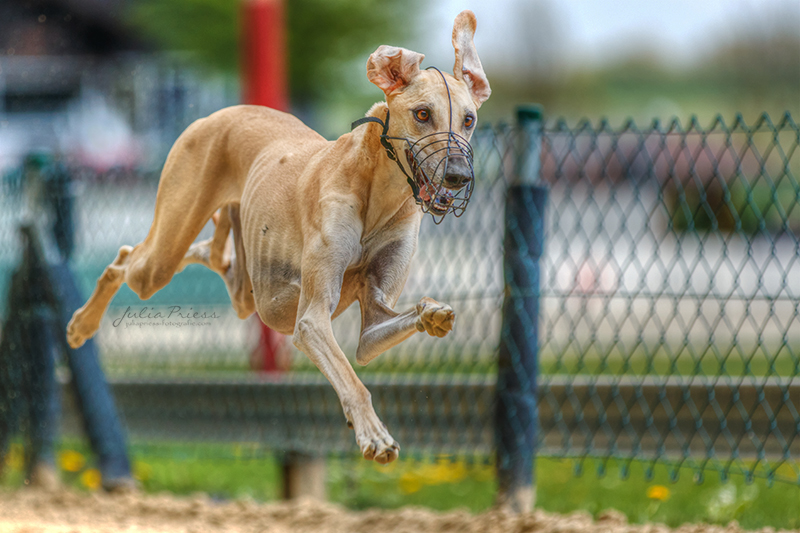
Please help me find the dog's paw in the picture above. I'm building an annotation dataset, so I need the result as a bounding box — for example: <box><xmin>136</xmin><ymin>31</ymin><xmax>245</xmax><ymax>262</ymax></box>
<box><xmin>363</xmin><ymin>436</ymin><xmax>400</xmax><ymax>465</ymax></box>
<box><xmin>415</xmin><ymin>297</ymin><xmax>455</xmax><ymax>338</ymax></box>
<box><xmin>66</xmin><ymin>311</ymin><xmax>92</xmax><ymax>349</ymax></box>
<box><xmin>354</xmin><ymin>418</ymin><xmax>400</xmax><ymax>465</ymax></box>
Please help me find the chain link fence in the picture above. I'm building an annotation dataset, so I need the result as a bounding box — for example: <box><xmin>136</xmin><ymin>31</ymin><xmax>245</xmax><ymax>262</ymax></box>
<box><xmin>1</xmin><ymin>110</ymin><xmax>798</xmax><ymax>489</ymax></box>
<box><xmin>536</xmin><ymin>113</ymin><xmax>799</xmax><ymax>485</ymax></box>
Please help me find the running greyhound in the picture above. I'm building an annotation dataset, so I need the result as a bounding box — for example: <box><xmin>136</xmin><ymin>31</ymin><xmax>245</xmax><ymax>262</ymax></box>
<box><xmin>67</xmin><ymin>10</ymin><xmax>490</xmax><ymax>464</ymax></box>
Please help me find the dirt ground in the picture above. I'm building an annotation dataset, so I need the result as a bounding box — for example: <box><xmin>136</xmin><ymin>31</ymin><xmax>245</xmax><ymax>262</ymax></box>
<box><xmin>0</xmin><ymin>488</ymin><xmax>794</xmax><ymax>533</ymax></box>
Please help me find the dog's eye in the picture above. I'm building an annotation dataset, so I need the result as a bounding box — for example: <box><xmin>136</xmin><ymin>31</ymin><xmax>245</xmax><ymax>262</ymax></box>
<box><xmin>464</xmin><ymin>115</ymin><xmax>475</xmax><ymax>128</ymax></box>
<box><xmin>414</xmin><ymin>109</ymin><xmax>430</xmax><ymax>122</ymax></box>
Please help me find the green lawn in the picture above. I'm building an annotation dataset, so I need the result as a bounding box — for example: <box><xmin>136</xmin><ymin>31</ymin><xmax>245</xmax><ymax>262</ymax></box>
<box><xmin>3</xmin><ymin>441</ymin><xmax>799</xmax><ymax>530</ymax></box>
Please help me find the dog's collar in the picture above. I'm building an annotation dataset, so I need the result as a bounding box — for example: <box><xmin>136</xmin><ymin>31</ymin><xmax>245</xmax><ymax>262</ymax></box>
<box><xmin>351</xmin><ymin>110</ymin><xmax>421</xmax><ymax>201</ymax></box>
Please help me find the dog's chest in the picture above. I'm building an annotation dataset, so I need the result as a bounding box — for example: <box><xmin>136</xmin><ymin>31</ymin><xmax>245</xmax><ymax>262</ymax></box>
<box><xmin>348</xmin><ymin>224</ymin><xmax>417</xmax><ymax>284</ymax></box>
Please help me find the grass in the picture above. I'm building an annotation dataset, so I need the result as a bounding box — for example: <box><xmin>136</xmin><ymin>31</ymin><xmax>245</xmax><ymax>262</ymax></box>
<box><xmin>3</xmin><ymin>440</ymin><xmax>799</xmax><ymax>530</ymax></box>
<box><xmin>328</xmin><ymin>456</ymin><xmax>800</xmax><ymax>529</ymax></box>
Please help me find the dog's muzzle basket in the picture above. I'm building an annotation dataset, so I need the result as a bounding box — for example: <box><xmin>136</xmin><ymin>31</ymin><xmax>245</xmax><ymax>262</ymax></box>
<box><xmin>390</xmin><ymin>130</ymin><xmax>475</xmax><ymax>220</ymax></box>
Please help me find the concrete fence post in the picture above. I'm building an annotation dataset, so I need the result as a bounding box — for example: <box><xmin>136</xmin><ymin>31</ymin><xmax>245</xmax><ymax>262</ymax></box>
<box><xmin>496</xmin><ymin>105</ymin><xmax>547</xmax><ymax>513</ymax></box>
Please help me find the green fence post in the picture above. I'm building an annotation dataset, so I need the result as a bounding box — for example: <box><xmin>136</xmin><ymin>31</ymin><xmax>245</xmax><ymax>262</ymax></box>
<box><xmin>496</xmin><ymin>105</ymin><xmax>547</xmax><ymax>513</ymax></box>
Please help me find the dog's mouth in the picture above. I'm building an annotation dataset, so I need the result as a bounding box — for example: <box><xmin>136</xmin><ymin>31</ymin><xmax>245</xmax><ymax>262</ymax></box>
<box><xmin>406</xmin><ymin>149</ymin><xmax>461</xmax><ymax>216</ymax></box>
<box><xmin>431</xmin><ymin>188</ymin><xmax>456</xmax><ymax>215</ymax></box>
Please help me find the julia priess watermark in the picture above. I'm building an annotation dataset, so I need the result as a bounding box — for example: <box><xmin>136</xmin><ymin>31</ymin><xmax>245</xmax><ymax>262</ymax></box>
<box><xmin>112</xmin><ymin>306</ymin><xmax>221</xmax><ymax>329</ymax></box>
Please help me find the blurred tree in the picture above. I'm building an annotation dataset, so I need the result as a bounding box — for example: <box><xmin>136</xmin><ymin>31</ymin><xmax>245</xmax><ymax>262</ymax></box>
<box><xmin>498</xmin><ymin>29</ymin><xmax>799</xmax><ymax>124</ymax></box>
<box><xmin>127</xmin><ymin>0</ymin><xmax>419</xmax><ymax>105</ymax></box>
<box><xmin>127</xmin><ymin>0</ymin><xmax>238</xmax><ymax>72</ymax></box>
<box><xmin>702</xmin><ymin>31</ymin><xmax>800</xmax><ymax>108</ymax></box>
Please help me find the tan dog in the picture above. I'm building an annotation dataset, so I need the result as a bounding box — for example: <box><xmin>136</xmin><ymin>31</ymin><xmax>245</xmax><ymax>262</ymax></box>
<box><xmin>66</xmin><ymin>10</ymin><xmax>490</xmax><ymax>464</ymax></box>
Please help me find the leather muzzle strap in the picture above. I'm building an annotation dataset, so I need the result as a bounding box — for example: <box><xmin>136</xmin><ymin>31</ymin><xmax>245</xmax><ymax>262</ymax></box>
<box><xmin>351</xmin><ymin>110</ymin><xmax>421</xmax><ymax>200</ymax></box>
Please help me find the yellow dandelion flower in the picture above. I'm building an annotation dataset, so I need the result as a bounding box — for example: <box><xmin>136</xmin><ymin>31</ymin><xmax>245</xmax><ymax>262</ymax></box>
<box><xmin>133</xmin><ymin>461</ymin><xmax>152</xmax><ymax>482</ymax></box>
<box><xmin>647</xmin><ymin>485</ymin><xmax>671</xmax><ymax>501</ymax></box>
<box><xmin>442</xmin><ymin>461</ymin><xmax>467</xmax><ymax>483</ymax></box>
<box><xmin>417</xmin><ymin>463</ymin><xmax>441</xmax><ymax>485</ymax></box>
<box><xmin>428</xmin><ymin>464</ymin><xmax>442</xmax><ymax>482</ymax></box>
<box><xmin>58</xmin><ymin>450</ymin><xmax>86</xmax><ymax>473</ymax></box>
<box><xmin>399</xmin><ymin>472</ymin><xmax>423</xmax><ymax>494</ymax></box>
<box><xmin>421</xmin><ymin>461</ymin><xmax>468</xmax><ymax>485</ymax></box>
<box><xmin>80</xmin><ymin>468</ymin><xmax>102</xmax><ymax>491</ymax></box>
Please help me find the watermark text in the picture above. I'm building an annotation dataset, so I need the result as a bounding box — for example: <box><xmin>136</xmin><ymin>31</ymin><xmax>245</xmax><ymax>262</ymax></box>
<box><xmin>111</xmin><ymin>306</ymin><xmax>221</xmax><ymax>329</ymax></box>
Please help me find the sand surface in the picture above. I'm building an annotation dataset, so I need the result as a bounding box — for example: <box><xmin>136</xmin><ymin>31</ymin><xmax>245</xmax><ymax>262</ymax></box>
<box><xmin>0</xmin><ymin>488</ymin><xmax>794</xmax><ymax>533</ymax></box>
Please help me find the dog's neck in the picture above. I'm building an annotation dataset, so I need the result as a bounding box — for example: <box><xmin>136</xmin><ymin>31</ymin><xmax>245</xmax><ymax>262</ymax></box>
<box><xmin>349</xmin><ymin>102</ymin><xmax>421</xmax><ymax>235</ymax></box>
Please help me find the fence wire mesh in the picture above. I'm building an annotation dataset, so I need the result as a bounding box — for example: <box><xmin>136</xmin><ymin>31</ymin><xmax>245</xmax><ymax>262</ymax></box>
<box><xmin>0</xmin><ymin>111</ymin><xmax>798</xmax><ymax>486</ymax></box>
<box><xmin>536</xmin><ymin>113</ymin><xmax>799</xmax><ymax>485</ymax></box>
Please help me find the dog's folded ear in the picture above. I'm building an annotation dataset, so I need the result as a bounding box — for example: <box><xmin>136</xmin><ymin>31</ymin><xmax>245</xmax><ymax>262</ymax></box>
<box><xmin>452</xmin><ymin>10</ymin><xmax>491</xmax><ymax>107</ymax></box>
<box><xmin>367</xmin><ymin>45</ymin><xmax>425</xmax><ymax>96</ymax></box>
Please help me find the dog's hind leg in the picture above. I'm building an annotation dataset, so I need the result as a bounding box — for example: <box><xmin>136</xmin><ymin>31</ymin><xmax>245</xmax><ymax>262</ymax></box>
<box><xmin>223</xmin><ymin>205</ymin><xmax>256</xmax><ymax>318</ymax></box>
<box><xmin>66</xmin><ymin>210</ymin><xmax>211</xmax><ymax>350</ymax></box>
<box><xmin>67</xmin><ymin>200</ymin><xmax>222</xmax><ymax>350</ymax></box>
<box><xmin>179</xmin><ymin>209</ymin><xmax>232</xmax><ymax>276</ymax></box>
<box><xmin>67</xmin><ymin>114</ymin><xmax>247</xmax><ymax>348</ymax></box>
<box><xmin>66</xmin><ymin>244</ymin><xmax>134</xmax><ymax>348</ymax></box>
<box><xmin>179</xmin><ymin>205</ymin><xmax>255</xmax><ymax>319</ymax></box>
<box><xmin>68</xmin><ymin>204</ymin><xmax>221</xmax><ymax>349</ymax></box>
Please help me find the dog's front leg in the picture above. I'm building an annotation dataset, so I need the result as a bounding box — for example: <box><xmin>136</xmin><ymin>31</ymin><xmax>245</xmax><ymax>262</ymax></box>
<box><xmin>295</xmin><ymin>303</ymin><xmax>399</xmax><ymax>463</ymax></box>
<box><xmin>355</xmin><ymin>227</ymin><xmax>455</xmax><ymax>366</ymax></box>
<box><xmin>356</xmin><ymin>294</ymin><xmax>455</xmax><ymax>366</ymax></box>
<box><xmin>292</xmin><ymin>215</ymin><xmax>400</xmax><ymax>464</ymax></box>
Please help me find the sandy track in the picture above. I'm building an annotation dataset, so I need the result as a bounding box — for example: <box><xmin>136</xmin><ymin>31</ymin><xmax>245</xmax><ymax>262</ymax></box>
<box><xmin>0</xmin><ymin>488</ymin><xmax>793</xmax><ymax>533</ymax></box>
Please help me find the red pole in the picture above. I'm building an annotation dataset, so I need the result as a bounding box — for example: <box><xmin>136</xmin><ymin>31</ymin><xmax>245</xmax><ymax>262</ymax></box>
<box><xmin>242</xmin><ymin>0</ymin><xmax>288</xmax><ymax>372</ymax></box>
<box><xmin>242</xmin><ymin>0</ymin><xmax>288</xmax><ymax>111</ymax></box>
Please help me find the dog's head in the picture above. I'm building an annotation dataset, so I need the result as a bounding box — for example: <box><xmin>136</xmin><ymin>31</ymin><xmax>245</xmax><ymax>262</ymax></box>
<box><xmin>366</xmin><ymin>10</ymin><xmax>491</xmax><ymax>220</ymax></box>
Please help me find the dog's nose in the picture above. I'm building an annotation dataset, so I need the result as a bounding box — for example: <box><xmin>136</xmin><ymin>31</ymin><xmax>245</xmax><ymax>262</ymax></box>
<box><xmin>443</xmin><ymin>170</ymin><xmax>471</xmax><ymax>188</ymax></box>
<box><xmin>443</xmin><ymin>156</ymin><xmax>472</xmax><ymax>188</ymax></box>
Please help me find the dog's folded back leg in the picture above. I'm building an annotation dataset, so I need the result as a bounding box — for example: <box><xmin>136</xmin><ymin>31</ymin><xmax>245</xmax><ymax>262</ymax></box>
<box><xmin>178</xmin><ymin>208</ymin><xmax>232</xmax><ymax>276</ymax></box>
<box><xmin>67</xmin><ymin>111</ymin><xmax>249</xmax><ymax>348</ymax></box>
<box><xmin>223</xmin><ymin>204</ymin><xmax>255</xmax><ymax>319</ymax></box>
<box><xmin>208</xmin><ymin>208</ymin><xmax>233</xmax><ymax>272</ymax></box>
<box><xmin>177</xmin><ymin>205</ymin><xmax>254</xmax><ymax>319</ymax></box>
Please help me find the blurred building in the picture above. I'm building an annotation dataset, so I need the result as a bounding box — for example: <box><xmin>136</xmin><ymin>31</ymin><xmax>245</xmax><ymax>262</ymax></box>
<box><xmin>0</xmin><ymin>0</ymin><xmax>237</xmax><ymax>175</ymax></box>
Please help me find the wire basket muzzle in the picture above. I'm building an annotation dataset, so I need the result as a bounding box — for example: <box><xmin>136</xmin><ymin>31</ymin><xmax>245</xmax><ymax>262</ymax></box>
<box><xmin>407</xmin><ymin>131</ymin><xmax>475</xmax><ymax>222</ymax></box>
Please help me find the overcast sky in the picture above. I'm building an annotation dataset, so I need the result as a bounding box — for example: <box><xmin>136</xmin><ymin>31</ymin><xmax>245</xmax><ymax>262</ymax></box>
<box><xmin>422</xmin><ymin>0</ymin><xmax>800</xmax><ymax>74</ymax></box>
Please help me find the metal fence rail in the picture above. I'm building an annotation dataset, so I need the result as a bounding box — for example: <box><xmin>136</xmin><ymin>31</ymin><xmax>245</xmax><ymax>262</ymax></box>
<box><xmin>59</xmin><ymin>375</ymin><xmax>798</xmax><ymax>461</ymax></box>
<box><xmin>3</xmin><ymin>110</ymin><xmax>800</xmax><ymax>490</ymax></box>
